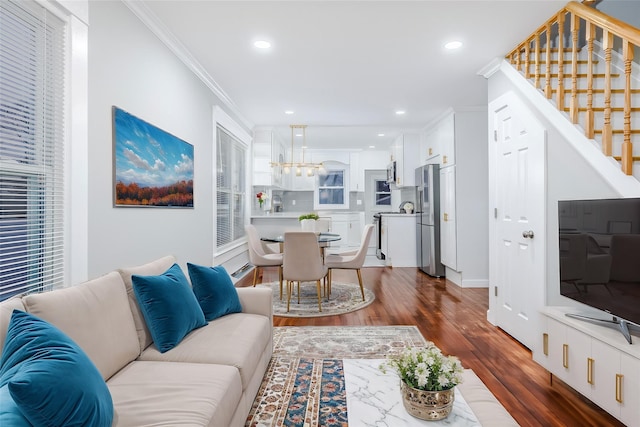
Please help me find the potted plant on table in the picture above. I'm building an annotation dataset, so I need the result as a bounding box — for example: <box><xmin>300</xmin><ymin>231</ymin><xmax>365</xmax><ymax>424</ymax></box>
<box><xmin>380</xmin><ymin>343</ymin><xmax>464</xmax><ymax>421</ymax></box>
<box><xmin>298</xmin><ymin>212</ymin><xmax>320</xmax><ymax>232</ymax></box>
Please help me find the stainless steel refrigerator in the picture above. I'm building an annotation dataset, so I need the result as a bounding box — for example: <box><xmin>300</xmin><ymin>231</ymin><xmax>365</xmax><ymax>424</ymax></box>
<box><xmin>415</xmin><ymin>164</ymin><xmax>445</xmax><ymax>277</ymax></box>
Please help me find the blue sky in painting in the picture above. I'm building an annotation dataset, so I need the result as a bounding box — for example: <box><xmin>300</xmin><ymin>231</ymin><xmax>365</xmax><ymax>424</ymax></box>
<box><xmin>114</xmin><ymin>107</ymin><xmax>194</xmax><ymax>188</ymax></box>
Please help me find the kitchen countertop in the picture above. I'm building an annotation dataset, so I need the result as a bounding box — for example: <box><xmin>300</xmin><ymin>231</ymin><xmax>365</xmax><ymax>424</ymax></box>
<box><xmin>251</xmin><ymin>211</ymin><xmax>365</xmax><ymax>219</ymax></box>
<box><xmin>377</xmin><ymin>212</ymin><xmax>418</xmax><ymax>217</ymax></box>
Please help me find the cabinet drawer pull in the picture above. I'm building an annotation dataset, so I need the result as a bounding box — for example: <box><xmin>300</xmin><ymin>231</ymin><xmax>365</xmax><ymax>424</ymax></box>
<box><xmin>562</xmin><ymin>344</ymin><xmax>569</xmax><ymax>368</ymax></box>
<box><xmin>587</xmin><ymin>358</ymin><xmax>594</xmax><ymax>385</ymax></box>
<box><xmin>543</xmin><ymin>333</ymin><xmax>548</xmax><ymax>356</ymax></box>
<box><xmin>443</xmin><ymin>155</ymin><xmax>448</xmax><ymax>164</ymax></box>
<box><xmin>444</xmin><ymin>213</ymin><xmax>449</xmax><ymax>222</ymax></box>
<box><xmin>428</xmin><ymin>148</ymin><xmax>433</xmax><ymax>156</ymax></box>
<box><xmin>616</xmin><ymin>374</ymin><xmax>623</xmax><ymax>403</ymax></box>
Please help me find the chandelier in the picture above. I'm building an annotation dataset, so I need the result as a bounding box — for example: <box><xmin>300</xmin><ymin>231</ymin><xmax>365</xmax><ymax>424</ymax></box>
<box><xmin>272</xmin><ymin>125</ymin><xmax>324</xmax><ymax>177</ymax></box>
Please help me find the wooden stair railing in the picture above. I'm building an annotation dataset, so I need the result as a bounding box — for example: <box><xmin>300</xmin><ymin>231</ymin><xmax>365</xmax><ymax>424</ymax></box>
<box><xmin>506</xmin><ymin>2</ymin><xmax>640</xmax><ymax>176</ymax></box>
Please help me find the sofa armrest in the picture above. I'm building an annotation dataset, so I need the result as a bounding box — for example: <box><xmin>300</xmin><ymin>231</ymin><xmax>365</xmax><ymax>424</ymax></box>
<box><xmin>237</xmin><ymin>287</ymin><xmax>272</xmax><ymax>320</ymax></box>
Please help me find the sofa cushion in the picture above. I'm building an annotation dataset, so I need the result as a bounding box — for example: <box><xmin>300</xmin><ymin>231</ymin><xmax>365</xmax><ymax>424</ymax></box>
<box><xmin>187</xmin><ymin>263</ymin><xmax>242</xmax><ymax>321</ymax></box>
<box><xmin>21</xmin><ymin>271</ymin><xmax>140</xmax><ymax>381</ymax></box>
<box><xmin>132</xmin><ymin>263</ymin><xmax>207</xmax><ymax>353</ymax></box>
<box><xmin>0</xmin><ymin>310</ymin><xmax>114</xmax><ymax>427</ymax></box>
<box><xmin>107</xmin><ymin>360</ymin><xmax>242</xmax><ymax>427</ymax></box>
<box><xmin>139</xmin><ymin>312</ymin><xmax>271</xmax><ymax>390</ymax></box>
<box><xmin>117</xmin><ymin>255</ymin><xmax>176</xmax><ymax>352</ymax></box>
<box><xmin>0</xmin><ymin>297</ymin><xmax>25</xmax><ymax>355</ymax></box>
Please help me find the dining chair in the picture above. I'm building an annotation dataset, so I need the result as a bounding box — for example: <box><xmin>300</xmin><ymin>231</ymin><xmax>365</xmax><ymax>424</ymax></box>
<box><xmin>283</xmin><ymin>231</ymin><xmax>328</xmax><ymax>312</ymax></box>
<box><xmin>245</xmin><ymin>224</ymin><xmax>284</xmax><ymax>299</ymax></box>
<box><xmin>324</xmin><ymin>223</ymin><xmax>374</xmax><ymax>301</ymax></box>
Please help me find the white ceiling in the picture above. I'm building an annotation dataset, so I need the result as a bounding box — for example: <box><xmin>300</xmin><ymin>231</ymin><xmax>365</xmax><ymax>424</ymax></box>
<box><xmin>140</xmin><ymin>0</ymin><xmax>568</xmax><ymax>150</ymax></box>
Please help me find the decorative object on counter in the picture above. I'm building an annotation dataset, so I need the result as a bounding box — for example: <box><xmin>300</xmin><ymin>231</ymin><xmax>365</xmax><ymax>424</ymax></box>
<box><xmin>399</xmin><ymin>200</ymin><xmax>414</xmax><ymax>213</ymax></box>
<box><xmin>270</xmin><ymin>125</ymin><xmax>325</xmax><ymax>177</ymax></box>
<box><xmin>404</xmin><ymin>202</ymin><xmax>414</xmax><ymax>214</ymax></box>
<box><xmin>298</xmin><ymin>212</ymin><xmax>320</xmax><ymax>231</ymax></box>
<box><xmin>379</xmin><ymin>345</ymin><xmax>464</xmax><ymax>420</ymax></box>
<box><xmin>256</xmin><ymin>192</ymin><xmax>267</xmax><ymax>209</ymax></box>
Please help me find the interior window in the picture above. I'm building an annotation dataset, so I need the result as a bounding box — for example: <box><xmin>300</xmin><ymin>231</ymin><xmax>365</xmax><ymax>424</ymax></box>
<box><xmin>315</xmin><ymin>167</ymin><xmax>349</xmax><ymax>209</ymax></box>
<box><xmin>0</xmin><ymin>0</ymin><xmax>66</xmax><ymax>301</ymax></box>
<box><xmin>375</xmin><ymin>179</ymin><xmax>391</xmax><ymax>206</ymax></box>
<box><xmin>216</xmin><ymin>126</ymin><xmax>246</xmax><ymax>249</ymax></box>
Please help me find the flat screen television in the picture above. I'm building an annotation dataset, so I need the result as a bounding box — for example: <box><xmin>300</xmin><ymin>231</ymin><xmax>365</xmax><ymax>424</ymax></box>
<box><xmin>558</xmin><ymin>197</ymin><xmax>640</xmax><ymax>344</ymax></box>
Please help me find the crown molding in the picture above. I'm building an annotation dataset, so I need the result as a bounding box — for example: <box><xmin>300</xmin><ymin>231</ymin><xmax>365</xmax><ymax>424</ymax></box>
<box><xmin>122</xmin><ymin>0</ymin><xmax>254</xmax><ymax>131</ymax></box>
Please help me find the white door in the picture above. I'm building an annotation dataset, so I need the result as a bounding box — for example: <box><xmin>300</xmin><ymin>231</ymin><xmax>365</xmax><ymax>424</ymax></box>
<box><xmin>490</xmin><ymin>94</ymin><xmax>546</xmax><ymax>350</ymax></box>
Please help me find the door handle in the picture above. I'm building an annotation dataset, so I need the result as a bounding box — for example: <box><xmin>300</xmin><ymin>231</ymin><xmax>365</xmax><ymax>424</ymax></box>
<box><xmin>522</xmin><ymin>230</ymin><xmax>535</xmax><ymax>239</ymax></box>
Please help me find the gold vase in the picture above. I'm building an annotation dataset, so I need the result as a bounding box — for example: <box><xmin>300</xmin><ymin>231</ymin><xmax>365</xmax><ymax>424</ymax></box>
<box><xmin>399</xmin><ymin>381</ymin><xmax>455</xmax><ymax>421</ymax></box>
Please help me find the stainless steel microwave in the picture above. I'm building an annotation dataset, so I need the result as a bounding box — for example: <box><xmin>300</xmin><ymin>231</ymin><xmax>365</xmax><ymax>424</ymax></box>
<box><xmin>387</xmin><ymin>161</ymin><xmax>397</xmax><ymax>184</ymax></box>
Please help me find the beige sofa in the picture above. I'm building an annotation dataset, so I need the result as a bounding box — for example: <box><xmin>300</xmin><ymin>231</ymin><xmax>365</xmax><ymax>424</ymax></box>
<box><xmin>0</xmin><ymin>255</ymin><xmax>273</xmax><ymax>427</ymax></box>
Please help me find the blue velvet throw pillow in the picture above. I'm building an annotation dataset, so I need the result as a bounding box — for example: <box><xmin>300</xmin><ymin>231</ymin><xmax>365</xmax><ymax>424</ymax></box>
<box><xmin>0</xmin><ymin>385</ymin><xmax>30</xmax><ymax>427</ymax></box>
<box><xmin>0</xmin><ymin>310</ymin><xmax>114</xmax><ymax>427</ymax></box>
<box><xmin>132</xmin><ymin>263</ymin><xmax>207</xmax><ymax>352</ymax></box>
<box><xmin>187</xmin><ymin>263</ymin><xmax>243</xmax><ymax>321</ymax></box>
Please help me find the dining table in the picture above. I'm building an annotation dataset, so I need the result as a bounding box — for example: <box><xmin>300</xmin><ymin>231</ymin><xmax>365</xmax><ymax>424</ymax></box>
<box><xmin>260</xmin><ymin>232</ymin><xmax>341</xmax><ymax>256</ymax></box>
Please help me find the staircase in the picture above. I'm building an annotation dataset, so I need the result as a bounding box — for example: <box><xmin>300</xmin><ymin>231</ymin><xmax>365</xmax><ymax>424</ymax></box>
<box><xmin>505</xmin><ymin>1</ymin><xmax>640</xmax><ymax>181</ymax></box>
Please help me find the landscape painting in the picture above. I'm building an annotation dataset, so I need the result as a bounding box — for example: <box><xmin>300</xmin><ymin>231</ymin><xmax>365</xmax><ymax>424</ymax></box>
<box><xmin>113</xmin><ymin>107</ymin><xmax>194</xmax><ymax>207</ymax></box>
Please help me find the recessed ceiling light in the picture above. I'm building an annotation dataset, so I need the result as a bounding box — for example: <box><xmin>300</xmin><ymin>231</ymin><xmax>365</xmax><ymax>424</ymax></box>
<box><xmin>296</xmin><ymin>133</ymin><xmax>303</xmax><ymax>137</ymax></box>
<box><xmin>395</xmin><ymin>110</ymin><xmax>406</xmax><ymax>115</ymax></box>
<box><xmin>284</xmin><ymin>110</ymin><xmax>294</xmax><ymax>115</ymax></box>
<box><xmin>377</xmin><ymin>133</ymin><xmax>385</xmax><ymax>137</ymax></box>
<box><xmin>369</xmin><ymin>145</ymin><xmax>376</xmax><ymax>149</ymax></box>
<box><xmin>254</xmin><ymin>40</ymin><xmax>271</xmax><ymax>49</ymax></box>
<box><xmin>445</xmin><ymin>41</ymin><xmax>462</xmax><ymax>50</ymax></box>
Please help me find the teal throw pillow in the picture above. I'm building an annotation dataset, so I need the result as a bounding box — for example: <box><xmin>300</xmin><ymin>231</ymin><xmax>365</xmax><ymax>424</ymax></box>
<box><xmin>0</xmin><ymin>310</ymin><xmax>113</xmax><ymax>427</ymax></box>
<box><xmin>0</xmin><ymin>385</ymin><xmax>30</xmax><ymax>426</ymax></box>
<box><xmin>187</xmin><ymin>263</ymin><xmax>243</xmax><ymax>321</ymax></box>
<box><xmin>132</xmin><ymin>263</ymin><xmax>207</xmax><ymax>352</ymax></box>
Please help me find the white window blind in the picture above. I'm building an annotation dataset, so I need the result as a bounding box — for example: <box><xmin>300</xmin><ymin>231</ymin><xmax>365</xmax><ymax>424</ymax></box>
<box><xmin>0</xmin><ymin>0</ymin><xmax>66</xmax><ymax>301</ymax></box>
<box><xmin>216</xmin><ymin>125</ymin><xmax>246</xmax><ymax>249</ymax></box>
<box><xmin>315</xmin><ymin>168</ymin><xmax>349</xmax><ymax>209</ymax></box>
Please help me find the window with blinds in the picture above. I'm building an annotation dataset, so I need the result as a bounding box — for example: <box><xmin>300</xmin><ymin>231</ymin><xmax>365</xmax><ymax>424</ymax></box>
<box><xmin>315</xmin><ymin>167</ymin><xmax>349</xmax><ymax>209</ymax></box>
<box><xmin>0</xmin><ymin>0</ymin><xmax>66</xmax><ymax>301</ymax></box>
<box><xmin>216</xmin><ymin>126</ymin><xmax>246</xmax><ymax>249</ymax></box>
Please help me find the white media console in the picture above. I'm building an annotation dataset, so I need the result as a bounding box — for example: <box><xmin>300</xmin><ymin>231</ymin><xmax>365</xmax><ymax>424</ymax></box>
<box><xmin>534</xmin><ymin>307</ymin><xmax>640</xmax><ymax>425</ymax></box>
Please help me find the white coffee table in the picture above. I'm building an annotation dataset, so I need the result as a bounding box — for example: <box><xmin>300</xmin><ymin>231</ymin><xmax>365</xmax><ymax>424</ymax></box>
<box><xmin>343</xmin><ymin>359</ymin><xmax>481</xmax><ymax>426</ymax></box>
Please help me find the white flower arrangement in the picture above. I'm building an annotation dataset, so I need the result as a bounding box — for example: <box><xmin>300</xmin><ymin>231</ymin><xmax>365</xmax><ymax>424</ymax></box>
<box><xmin>380</xmin><ymin>344</ymin><xmax>464</xmax><ymax>391</ymax></box>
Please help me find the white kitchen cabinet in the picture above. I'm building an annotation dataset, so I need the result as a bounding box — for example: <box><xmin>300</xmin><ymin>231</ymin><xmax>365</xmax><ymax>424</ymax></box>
<box><xmin>349</xmin><ymin>151</ymin><xmax>391</xmax><ymax>192</ymax></box>
<box><xmin>536</xmin><ymin>307</ymin><xmax>640</xmax><ymax>425</ymax></box>
<box><xmin>439</xmin><ymin>165</ymin><xmax>457</xmax><ymax>271</ymax></box>
<box><xmin>420</xmin><ymin>128</ymin><xmax>441</xmax><ymax>164</ymax></box>
<box><xmin>349</xmin><ymin>152</ymin><xmax>362</xmax><ymax>192</ymax></box>
<box><xmin>425</xmin><ymin>109</ymin><xmax>488</xmax><ymax>287</ymax></box>
<box><xmin>439</xmin><ymin>112</ymin><xmax>456</xmax><ymax>167</ymax></box>
<box><xmin>390</xmin><ymin>134</ymin><xmax>419</xmax><ymax>187</ymax></box>
<box><xmin>380</xmin><ymin>214</ymin><xmax>417</xmax><ymax>267</ymax></box>
<box><xmin>328</xmin><ymin>212</ymin><xmax>362</xmax><ymax>249</ymax></box>
<box><xmin>252</xmin><ymin>129</ymin><xmax>286</xmax><ymax>188</ymax></box>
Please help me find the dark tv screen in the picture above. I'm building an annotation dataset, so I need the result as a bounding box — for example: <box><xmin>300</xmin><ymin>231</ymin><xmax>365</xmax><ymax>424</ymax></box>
<box><xmin>559</xmin><ymin>197</ymin><xmax>640</xmax><ymax>327</ymax></box>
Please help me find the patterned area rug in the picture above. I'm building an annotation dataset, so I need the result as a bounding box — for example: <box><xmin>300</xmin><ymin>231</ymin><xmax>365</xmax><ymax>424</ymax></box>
<box><xmin>245</xmin><ymin>326</ymin><xmax>429</xmax><ymax>427</ymax></box>
<box><xmin>257</xmin><ymin>282</ymin><xmax>375</xmax><ymax>318</ymax></box>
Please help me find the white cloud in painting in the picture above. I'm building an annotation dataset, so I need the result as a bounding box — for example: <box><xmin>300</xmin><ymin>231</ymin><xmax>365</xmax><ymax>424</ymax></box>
<box><xmin>174</xmin><ymin>153</ymin><xmax>193</xmax><ymax>176</ymax></box>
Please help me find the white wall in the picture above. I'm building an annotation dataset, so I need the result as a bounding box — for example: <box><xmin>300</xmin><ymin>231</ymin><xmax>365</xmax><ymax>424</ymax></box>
<box><xmin>487</xmin><ymin>70</ymin><xmax>620</xmax><ymax>311</ymax></box>
<box><xmin>87</xmin><ymin>1</ymin><xmax>249</xmax><ymax>277</ymax></box>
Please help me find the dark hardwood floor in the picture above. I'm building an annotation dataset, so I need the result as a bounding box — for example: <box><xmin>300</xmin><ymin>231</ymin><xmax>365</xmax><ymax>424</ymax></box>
<box><xmin>237</xmin><ymin>266</ymin><xmax>625</xmax><ymax>427</ymax></box>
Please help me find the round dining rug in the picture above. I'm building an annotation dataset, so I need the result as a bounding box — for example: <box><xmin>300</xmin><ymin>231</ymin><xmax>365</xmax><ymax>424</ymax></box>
<box><xmin>257</xmin><ymin>281</ymin><xmax>375</xmax><ymax>317</ymax></box>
